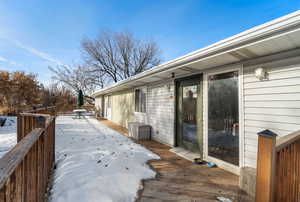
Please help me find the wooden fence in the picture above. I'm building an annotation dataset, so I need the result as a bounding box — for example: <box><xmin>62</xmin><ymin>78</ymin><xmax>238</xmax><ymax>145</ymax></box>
<box><xmin>0</xmin><ymin>114</ymin><xmax>55</xmax><ymax>202</ymax></box>
<box><xmin>255</xmin><ymin>129</ymin><xmax>300</xmax><ymax>202</ymax></box>
<box><xmin>24</xmin><ymin>106</ymin><xmax>57</xmax><ymax>116</ymax></box>
<box><xmin>24</xmin><ymin>105</ymin><xmax>95</xmax><ymax>116</ymax></box>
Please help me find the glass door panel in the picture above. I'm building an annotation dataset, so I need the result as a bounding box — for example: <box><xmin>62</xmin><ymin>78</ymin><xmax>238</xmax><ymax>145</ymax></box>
<box><xmin>176</xmin><ymin>76</ymin><xmax>202</xmax><ymax>154</ymax></box>
<box><xmin>182</xmin><ymin>85</ymin><xmax>198</xmax><ymax>144</ymax></box>
<box><xmin>207</xmin><ymin>71</ymin><xmax>239</xmax><ymax>166</ymax></box>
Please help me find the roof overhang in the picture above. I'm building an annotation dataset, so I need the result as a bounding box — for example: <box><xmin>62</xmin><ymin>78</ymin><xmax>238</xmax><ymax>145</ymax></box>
<box><xmin>92</xmin><ymin>10</ymin><xmax>300</xmax><ymax>97</ymax></box>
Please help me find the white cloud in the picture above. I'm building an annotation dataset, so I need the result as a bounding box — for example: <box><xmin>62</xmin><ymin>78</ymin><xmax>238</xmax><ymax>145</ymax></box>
<box><xmin>0</xmin><ymin>36</ymin><xmax>66</xmax><ymax>67</ymax></box>
<box><xmin>0</xmin><ymin>55</ymin><xmax>22</xmax><ymax>67</ymax></box>
<box><xmin>11</xmin><ymin>40</ymin><xmax>65</xmax><ymax>66</ymax></box>
<box><xmin>0</xmin><ymin>56</ymin><xmax>7</xmax><ymax>62</ymax></box>
<box><xmin>9</xmin><ymin>61</ymin><xmax>21</xmax><ymax>66</ymax></box>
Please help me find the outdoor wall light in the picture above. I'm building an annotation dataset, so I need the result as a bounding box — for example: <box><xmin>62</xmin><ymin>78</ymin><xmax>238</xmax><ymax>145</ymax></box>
<box><xmin>255</xmin><ymin>67</ymin><xmax>267</xmax><ymax>81</ymax></box>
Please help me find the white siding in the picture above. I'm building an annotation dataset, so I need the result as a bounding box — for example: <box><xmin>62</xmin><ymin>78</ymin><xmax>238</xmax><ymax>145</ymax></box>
<box><xmin>94</xmin><ymin>53</ymin><xmax>300</xmax><ymax>173</ymax></box>
<box><xmin>243</xmin><ymin>57</ymin><xmax>300</xmax><ymax>168</ymax></box>
<box><xmin>134</xmin><ymin>82</ymin><xmax>175</xmax><ymax>146</ymax></box>
<box><xmin>95</xmin><ymin>96</ymin><xmax>102</xmax><ymax>111</ymax></box>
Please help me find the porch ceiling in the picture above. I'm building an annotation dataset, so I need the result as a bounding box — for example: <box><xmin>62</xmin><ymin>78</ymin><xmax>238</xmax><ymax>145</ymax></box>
<box><xmin>92</xmin><ymin>11</ymin><xmax>300</xmax><ymax>97</ymax></box>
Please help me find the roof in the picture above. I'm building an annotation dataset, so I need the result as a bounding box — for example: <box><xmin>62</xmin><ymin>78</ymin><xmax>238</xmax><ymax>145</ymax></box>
<box><xmin>92</xmin><ymin>10</ymin><xmax>300</xmax><ymax>97</ymax></box>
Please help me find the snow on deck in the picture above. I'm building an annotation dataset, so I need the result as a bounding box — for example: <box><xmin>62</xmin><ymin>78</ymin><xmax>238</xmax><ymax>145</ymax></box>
<box><xmin>0</xmin><ymin>116</ymin><xmax>17</xmax><ymax>158</ymax></box>
<box><xmin>49</xmin><ymin>116</ymin><xmax>159</xmax><ymax>202</ymax></box>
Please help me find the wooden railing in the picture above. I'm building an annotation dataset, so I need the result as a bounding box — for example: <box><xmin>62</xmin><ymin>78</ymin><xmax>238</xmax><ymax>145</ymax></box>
<box><xmin>24</xmin><ymin>106</ymin><xmax>57</xmax><ymax>116</ymax></box>
<box><xmin>255</xmin><ymin>129</ymin><xmax>300</xmax><ymax>202</ymax></box>
<box><xmin>0</xmin><ymin>114</ymin><xmax>55</xmax><ymax>202</ymax></box>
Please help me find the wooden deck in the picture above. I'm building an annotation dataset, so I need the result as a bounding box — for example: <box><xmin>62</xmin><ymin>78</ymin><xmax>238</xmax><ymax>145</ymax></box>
<box><xmin>97</xmin><ymin>119</ymin><xmax>252</xmax><ymax>202</ymax></box>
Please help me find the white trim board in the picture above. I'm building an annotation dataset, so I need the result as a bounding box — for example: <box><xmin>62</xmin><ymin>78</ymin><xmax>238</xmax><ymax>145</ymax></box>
<box><xmin>203</xmin><ymin>64</ymin><xmax>244</xmax><ymax>175</ymax></box>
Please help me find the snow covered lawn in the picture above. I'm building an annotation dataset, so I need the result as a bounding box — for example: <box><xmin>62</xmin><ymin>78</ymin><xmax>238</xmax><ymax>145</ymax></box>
<box><xmin>49</xmin><ymin>116</ymin><xmax>159</xmax><ymax>202</ymax></box>
<box><xmin>0</xmin><ymin>116</ymin><xmax>17</xmax><ymax>158</ymax></box>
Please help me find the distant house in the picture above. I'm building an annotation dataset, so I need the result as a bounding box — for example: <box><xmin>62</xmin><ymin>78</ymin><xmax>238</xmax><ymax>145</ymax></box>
<box><xmin>92</xmin><ymin>11</ymin><xmax>300</xmax><ymax>196</ymax></box>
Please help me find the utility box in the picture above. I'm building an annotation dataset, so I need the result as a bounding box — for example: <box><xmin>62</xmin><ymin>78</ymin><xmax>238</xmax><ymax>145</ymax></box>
<box><xmin>128</xmin><ymin>122</ymin><xmax>151</xmax><ymax>140</ymax></box>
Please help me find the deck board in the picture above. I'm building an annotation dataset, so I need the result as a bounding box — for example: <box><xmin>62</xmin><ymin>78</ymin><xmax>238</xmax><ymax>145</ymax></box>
<box><xmin>97</xmin><ymin>119</ymin><xmax>253</xmax><ymax>202</ymax></box>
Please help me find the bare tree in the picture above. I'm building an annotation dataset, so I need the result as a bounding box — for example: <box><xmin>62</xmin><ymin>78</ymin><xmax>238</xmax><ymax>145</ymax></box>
<box><xmin>81</xmin><ymin>30</ymin><xmax>161</xmax><ymax>83</ymax></box>
<box><xmin>40</xmin><ymin>82</ymin><xmax>77</xmax><ymax>109</ymax></box>
<box><xmin>49</xmin><ymin>64</ymin><xmax>100</xmax><ymax>96</ymax></box>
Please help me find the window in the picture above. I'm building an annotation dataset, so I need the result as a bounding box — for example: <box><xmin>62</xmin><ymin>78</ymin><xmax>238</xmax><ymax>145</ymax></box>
<box><xmin>107</xmin><ymin>95</ymin><xmax>111</xmax><ymax>108</ymax></box>
<box><xmin>207</xmin><ymin>71</ymin><xmax>239</xmax><ymax>166</ymax></box>
<box><xmin>135</xmin><ymin>89</ymin><xmax>146</xmax><ymax>113</ymax></box>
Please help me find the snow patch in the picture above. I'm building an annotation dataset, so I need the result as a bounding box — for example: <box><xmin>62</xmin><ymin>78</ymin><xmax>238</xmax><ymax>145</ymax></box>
<box><xmin>49</xmin><ymin>116</ymin><xmax>159</xmax><ymax>202</ymax></box>
<box><xmin>0</xmin><ymin>116</ymin><xmax>17</xmax><ymax>158</ymax></box>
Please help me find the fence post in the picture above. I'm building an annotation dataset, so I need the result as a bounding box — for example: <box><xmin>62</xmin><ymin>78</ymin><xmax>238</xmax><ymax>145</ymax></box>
<box><xmin>52</xmin><ymin>118</ymin><xmax>56</xmax><ymax>162</ymax></box>
<box><xmin>17</xmin><ymin>116</ymin><xmax>22</xmax><ymax>142</ymax></box>
<box><xmin>255</xmin><ymin>129</ymin><xmax>277</xmax><ymax>202</ymax></box>
<box><xmin>17</xmin><ymin>115</ymin><xmax>37</xmax><ymax>142</ymax></box>
<box><xmin>36</xmin><ymin>116</ymin><xmax>46</xmax><ymax>128</ymax></box>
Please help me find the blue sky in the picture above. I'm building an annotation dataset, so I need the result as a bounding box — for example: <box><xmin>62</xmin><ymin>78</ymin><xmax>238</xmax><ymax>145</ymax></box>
<box><xmin>0</xmin><ymin>0</ymin><xmax>299</xmax><ymax>84</ymax></box>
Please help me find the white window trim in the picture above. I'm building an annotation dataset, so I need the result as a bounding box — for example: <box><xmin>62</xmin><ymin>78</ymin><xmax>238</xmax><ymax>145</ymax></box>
<box><xmin>203</xmin><ymin>64</ymin><xmax>244</xmax><ymax>175</ymax></box>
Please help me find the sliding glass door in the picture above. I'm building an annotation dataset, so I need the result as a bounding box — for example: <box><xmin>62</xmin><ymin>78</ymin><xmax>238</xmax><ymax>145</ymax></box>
<box><xmin>176</xmin><ymin>75</ymin><xmax>203</xmax><ymax>154</ymax></box>
<box><xmin>207</xmin><ymin>71</ymin><xmax>239</xmax><ymax>166</ymax></box>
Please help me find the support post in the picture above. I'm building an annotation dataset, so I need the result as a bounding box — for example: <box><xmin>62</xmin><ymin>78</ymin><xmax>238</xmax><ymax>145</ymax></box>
<box><xmin>17</xmin><ymin>116</ymin><xmax>37</xmax><ymax>142</ymax></box>
<box><xmin>255</xmin><ymin>129</ymin><xmax>277</xmax><ymax>202</ymax></box>
<box><xmin>17</xmin><ymin>116</ymin><xmax>22</xmax><ymax>142</ymax></box>
<box><xmin>52</xmin><ymin>117</ymin><xmax>56</xmax><ymax>163</ymax></box>
<box><xmin>36</xmin><ymin>116</ymin><xmax>46</xmax><ymax>128</ymax></box>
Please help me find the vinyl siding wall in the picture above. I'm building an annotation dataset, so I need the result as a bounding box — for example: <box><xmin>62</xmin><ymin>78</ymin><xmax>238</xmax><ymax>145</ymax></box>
<box><xmin>110</xmin><ymin>90</ymin><xmax>135</xmax><ymax>128</ymax></box>
<box><xmin>135</xmin><ymin>82</ymin><xmax>175</xmax><ymax>146</ymax></box>
<box><xmin>95</xmin><ymin>96</ymin><xmax>102</xmax><ymax>112</ymax></box>
<box><xmin>95</xmin><ymin>90</ymin><xmax>135</xmax><ymax>127</ymax></box>
<box><xmin>94</xmin><ymin>53</ymin><xmax>300</xmax><ymax>171</ymax></box>
<box><xmin>95</xmin><ymin>83</ymin><xmax>175</xmax><ymax>146</ymax></box>
<box><xmin>243</xmin><ymin>56</ymin><xmax>300</xmax><ymax>168</ymax></box>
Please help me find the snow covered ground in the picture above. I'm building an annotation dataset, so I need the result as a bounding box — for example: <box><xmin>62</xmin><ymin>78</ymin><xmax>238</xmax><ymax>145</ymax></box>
<box><xmin>0</xmin><ymin>116</ymin><xmax>17</xmax><ymax>158</ymax></box>
<box><xmin>49</xmin><ymin>116</ymin><xmax>159</xmax><ymax>202</ymax></box>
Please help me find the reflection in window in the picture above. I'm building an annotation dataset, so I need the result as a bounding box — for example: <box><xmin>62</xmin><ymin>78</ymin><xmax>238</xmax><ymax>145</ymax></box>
<box><xmin>135</xmin><ymin>89</ymin><xmax>146</xmax><ymax>113</ymax></box>
<box><xmin>208</xmin><ymin>71</ymin><xmax>239</xmax><ymax>166</ymax></box>
<box><xmin>182</xmin><ymin>85</ymin><xmax>197</xmax><ymax>143</ymax></box>
<box><xmin>107</xmin><ymin>95</ymin><xmax>111</xmax><ymax>108</ymax></box>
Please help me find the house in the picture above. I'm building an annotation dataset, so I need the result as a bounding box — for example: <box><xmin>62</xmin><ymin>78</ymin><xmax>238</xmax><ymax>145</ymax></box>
<box><xmin>92</xmin><ymin>10</ymin><xmax>300</xmax><ymax>197</ymax></box>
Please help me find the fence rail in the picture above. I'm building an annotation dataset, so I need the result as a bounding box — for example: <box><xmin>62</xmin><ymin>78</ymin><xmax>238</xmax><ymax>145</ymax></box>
<box><xmin>256</xmin><ymin>129</ymin><xmax>300</xmax><ymax>202</ymax></box>
<box><xmin>23</xmin><ymin>105</ymin><xmax>95</xmax><ymax>116</ymax></box>
<box><xmin>0</xmin><ymin>114</ymin><xmax>55</xmax><ymax>202</ymax></box>
<box><xmin>24</xmin><ymin>106</ymin><xmax>57</xmax><ymax>116</ymax></box>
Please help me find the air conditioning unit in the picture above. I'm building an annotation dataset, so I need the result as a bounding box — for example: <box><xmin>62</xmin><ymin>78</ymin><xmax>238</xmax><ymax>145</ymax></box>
<box><xmin>128</xmin><ymin>122</ymin><xmax>151</xmax><ymax>140</ymax></box>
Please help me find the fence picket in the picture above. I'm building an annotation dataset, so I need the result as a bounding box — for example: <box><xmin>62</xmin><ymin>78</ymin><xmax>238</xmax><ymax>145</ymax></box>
<box><xmin>256</xmin><ymin>130</ymin><xmax>300</xmax><ymax>202</ymax></box>
<box><xmin>0</xmin><ymin>114</ymin><xmax>55</xmax><ymax>202</ymax></box>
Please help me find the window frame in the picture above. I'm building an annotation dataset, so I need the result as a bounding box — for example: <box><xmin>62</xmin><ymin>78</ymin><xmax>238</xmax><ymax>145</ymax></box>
<box><xmin>134</xmin><ymin>88</ymin><xmax>147</xmax><ymax>113</ymax></box>
<box><xmin>107</xmin><ymin>95</ymin><xmax>111</xmax><ymax>108</ymax></box>
<box><xmin>203</xmin><ymin>64</ymin><xmax>244</xmax><ymax>175</ymax></box>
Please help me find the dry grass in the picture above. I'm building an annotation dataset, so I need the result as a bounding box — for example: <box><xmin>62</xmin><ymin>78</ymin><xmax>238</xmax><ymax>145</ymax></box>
<box><xmin>0</xmin><ymin>105</ymin><xmax>31</xmax><ymax>115</ymax></box>
<box><xmin>0</xmin><ymin>106</ymin><xmax>10</xmax><ymax>115</ymax></box>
